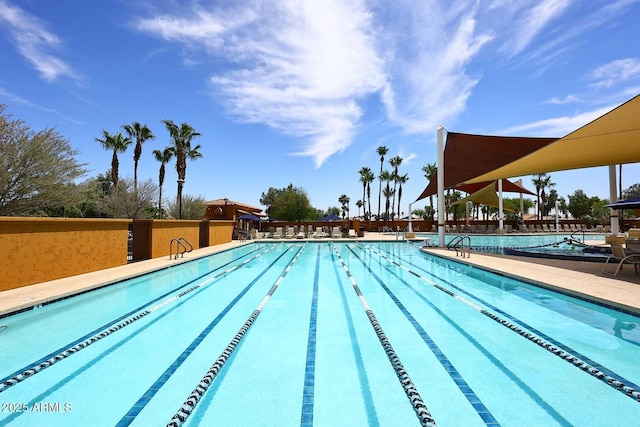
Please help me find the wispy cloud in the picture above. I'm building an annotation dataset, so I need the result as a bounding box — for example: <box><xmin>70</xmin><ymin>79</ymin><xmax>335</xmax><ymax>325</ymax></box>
<box><xmin>136</xmin><ymin>0</ymin><xmax>384</xmax><ymax>168</ymax></box>
<box><xmin>0</xmin><ymin>0</ymin><xmax>76</xmax><ymax>82</ymax></box>
<box><xmin>590</xmin><ymin>58</ymin><xmax>640</xmax><ymax>89</ymax></box>
<box><xmin>0</xmin><ymin>85</ymin><xmax>85</xmax><ymax>124</ymax></box>
<box><xmin>500</xmin><ymin>104</ymin><xmax>614</xmax><ymax>137</ymax></box>
<box><xmin>501</xmin><ymin>0</ymin><xmax>571</xmax><ymax>58</ymax></box>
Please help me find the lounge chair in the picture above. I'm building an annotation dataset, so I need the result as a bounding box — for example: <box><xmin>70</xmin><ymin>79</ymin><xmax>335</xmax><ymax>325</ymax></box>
<box><xmin>348</xmin><ymin>229</ymin><xmax>357</xmax><ymax>238</ymax></box>
<box><xmin>314</xmin><ymin>226</ymin><xmax>324</xmax><ymax>238</ymax></box>
<box><xmin>273</xmin><ymin>227</ymin><xmax>283</xmax><ymax>238</ymax></box>
<box><xmin>307</xmin><ymin>225</ymin><xmax>314</xmax><ymax>237</ymax></box>
<box><xmin>285</xmin><ymin>226</ymin><xmax>295</xmax><ymax>239</ymax></box>
<box><xmin>332</xmin><ymin>227</ymin><xmax>342</xmax><ymax>238</ymax></box>
<box><xmin>602</xmin><ymin>242</ymin><xmax>640</xmax><ymax>277</ymax></box>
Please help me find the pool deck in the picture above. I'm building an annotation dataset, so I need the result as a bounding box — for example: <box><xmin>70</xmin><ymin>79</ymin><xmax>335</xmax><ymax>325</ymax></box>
<box><xmin>2</xmin><ymin>233</ymin><xmax>640</xmax><ymax>318</ymax></box>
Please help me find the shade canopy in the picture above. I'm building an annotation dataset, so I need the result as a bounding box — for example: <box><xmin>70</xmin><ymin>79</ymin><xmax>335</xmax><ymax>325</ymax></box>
<box><xmin>238</xmin><ymin>213</ymin><xmax>260</xmax><ymax>221</ymax></box>
<box><xmin>466</xmin><ymin>93</ymin><xmax>640</xmax><ymax>184</ymax></box>
<box><xmin>605</xmin><ymin>196</ymin><xmax>640</xmax><ymax>210</ymax></box>
<box><xmin>415</xmin><ymin>132</ymin><xmax>554</xmax><ymax>201</ymax></box>
<box><xmin>320</xmin><ymin>214</ymin><xmax>341</xmax><ymax>221</ymax></box>
<box><xmin>450</xmin><ymin>183</ymin><xmax>515</xmax><ymax>212</ymax></box>
<box><xmin>416</xmin><ymin>177</ymin><xmax>535</xmax><ymax>201</ymax></box>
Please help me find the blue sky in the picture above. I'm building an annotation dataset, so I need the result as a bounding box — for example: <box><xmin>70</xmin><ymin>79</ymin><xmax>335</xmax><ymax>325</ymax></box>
<box><xmin>1</xmin><ymin>0</ymin><xmax>639</xmax><ymax>215</ymax></box>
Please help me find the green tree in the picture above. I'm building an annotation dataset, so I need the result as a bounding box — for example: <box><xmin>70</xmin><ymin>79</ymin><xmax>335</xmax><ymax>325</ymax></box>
<box><xmin>338</xmin><ymin>194</ymin><xmax>350</xmax><ymax>219</ymax></box>
<box><xmin>95</xmin><ymin>129</ymin><xmax>132</xmax><ymax>188</ymax></box>
<box><xmin>152</xmin><ymin>147</ymin><xmax>174</xmax><ymax>218</ymax></box>
<box><xmin>376</xmin><ymin>146</ymin><xmax>388</xmax><ymax>219</ymax></box>
<box><xmin>358</xmin><ymin>166</ymin><xmax>374</xmax><ymax>219</ymax></box>
<box><xmin>567</xmin><ymin>190</ymin><xmax>592</xmax><ymax>219</ymax></box>
<box><xmin>162</xmin><ymin>120</ymin><xmax>202</xmax><ymax>219</ymax></box>
<box><xmin>396</xmin><ymin>173</ymin><xmax>408</xmax><ymax>219</ymax></box>
<box><xmin>166</xmin><ymin>193</ymin><xmax>206</xmax><ymax>220</ymax></box>
<box><xmin>122</xmin><ymin>122</ymin><xmax>155</xmax><ymax>193</ymax></box>
<box><xmin>260</xmin><ymin>184</ymin><xmax>315</xmax><ymax>221</ymax></box>
<box><xmin>532</xmin><ymin>173</ymin><xmax>553</xmax><ymax>220</ymax></box>
<box><xmin>421</xmin><ymin>162</ymin><xmax>437</xmax><ymax>211</ymax></box>
<box><xmin>99</xmin><ymin>177</ymin><xmax>158</xmax><ymax>219</ymax></box>
<box><xmin>389</xmin><ymin>155</ymin><xmax>402</xmax><ymax>216</ymax></box>
<box><xmin>0</xmin><ymin>105</ymin><xmax>87</xmax><ymax>216</ymax></box>
<box><xmin>380</xmin><ymin>170</ymin><xmax>394</xmax><ymax>220</ymax></box>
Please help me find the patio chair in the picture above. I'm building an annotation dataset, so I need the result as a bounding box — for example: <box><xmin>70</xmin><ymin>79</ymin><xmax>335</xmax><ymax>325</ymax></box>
<box><xmin>273</xmin><ymin>227</ymin><xmax>283</xmax><ymax>238</ymax></box>
<box><xmin>348</xmin><ymin>229</ymin><xmax>357</xmax><ymax>238</ymax></box>
<box><xmin>285</xmin><ymin>226</ymin><xmax>295</xmax><ymax>239</ymax></box>
<box><xmin>332</xmin><ymin>226</ymin><xmax>342</xmax><ymax>238</ymax></box>
<box><xmin>602</xmin><ymin>242</ymin><xmax>640</xmax><ymax>277</ymax></box>
<box><xmin>314</xmin><ymin>226</ymin><xmax>324</xmax><ymax>238</ymax></box>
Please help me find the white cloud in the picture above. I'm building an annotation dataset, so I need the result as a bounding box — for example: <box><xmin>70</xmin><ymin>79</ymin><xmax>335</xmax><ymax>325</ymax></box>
<box><xmin>590</xmin><ymin>58</ymin><xmax>640</xmax><ymax>89</ymax></box>
<box><xmin>136</xmin><ymin>0</ymin><xmax>384</xmax><ymax>168</ymax></box>
<box><xmin>501</xmin><ymin>0</ymin><xmax>571</xmax><ymax>58</ymax></box>
<box><xmin>545</xmin><ymin>94</ymin><xmax>579</xmax><ymax>105</ymax></box>
<box><xmin>0</xmin><ymin>0</ymin><xmax>76</xmax><ymax>82</ymax></box>
<box><xmin>500</xmin><ymin>105</ymin><xmax>614</xmax><ymax>137</ymax></box>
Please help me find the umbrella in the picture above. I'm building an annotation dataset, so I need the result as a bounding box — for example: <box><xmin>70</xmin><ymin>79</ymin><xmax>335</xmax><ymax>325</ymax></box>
<box><xmin>606</xmin><ymin>196</ymin><xmax>640</xmax><ymax>210</ymax></box>
<box><xmin>320</xmin><ymin>214</ymin><xmax>341</xmax><ymax>221</ymax></box>
<box><xmin>238</xmin><ymin>213</ymin><xmax>260</xmax><ymax>221</ymax></box>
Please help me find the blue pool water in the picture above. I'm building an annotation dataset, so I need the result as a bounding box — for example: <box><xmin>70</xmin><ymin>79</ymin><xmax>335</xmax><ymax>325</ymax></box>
<box><xmin>1</xmin><ymin>241</ymin><xmax>639</xmax><ymax>426</ymax></box>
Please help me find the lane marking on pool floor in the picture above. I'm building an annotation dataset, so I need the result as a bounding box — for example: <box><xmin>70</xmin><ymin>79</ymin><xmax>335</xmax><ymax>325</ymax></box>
<box><xmin>355</xmin><ymin>243</ymin><xmax>574</xmax><ymax>425</ymax></box>
<box><xmin>362</xmin><ymin>243</ymin><xmax>640</xmax><ymax>404</ymax></box>
<box><xmin>299</xmin><ymin>244</ymin><xmax>320</xmax><ymax>427</ymax></box>
<box><xmin>0</xmin><ymin>244</ymin><xmax>279</xmax><ymax>394</ymax></box>
<box><xmin>164</xmin><ymin>243</ymin><xmax>307</xmax><ymax>427</ymax></box>
<box><xmin>330</xmin><ymin>242</ymin><xmax>437</xmax><ymax>427</ymax></box>
<box><xmin>346</xmin><ymin>244</ymin><xmax>499</xmax><ymax>426</ymax></box>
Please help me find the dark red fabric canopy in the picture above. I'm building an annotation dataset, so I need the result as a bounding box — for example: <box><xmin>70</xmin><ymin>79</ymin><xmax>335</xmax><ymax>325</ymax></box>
<box><xmin>415</xmin><ymin>132</ymin><xmax>556</xmax><ymax>201</ymax></box>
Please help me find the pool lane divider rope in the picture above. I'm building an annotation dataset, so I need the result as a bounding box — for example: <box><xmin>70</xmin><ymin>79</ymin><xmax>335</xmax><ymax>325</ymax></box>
<box><xmin>347</xmin><ymin>244</ymin><xmax>499</xmax><ymax>426</ymax></box>
<box><xmin>0</xmin><ymin>244</ymin><xmax>278</xmax><ymax>394</ymax></box>
<box><xmin>166</xmin><ymin>243</ymin><xmax>308</xmax><ymax>427</ymax></box>
<box><xmin>362</xmin><ymin>243</ymin><xmax>640</xmax><ymax>404</ymax></box>
<box><xmin>330</xmin><ymin>243</ymin><xmax>437</xmax><ymax>427</ymax></box>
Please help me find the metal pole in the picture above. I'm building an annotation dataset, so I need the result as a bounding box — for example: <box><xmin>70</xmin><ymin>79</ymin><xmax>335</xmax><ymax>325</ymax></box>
<box><xmin>555</xmin><ymin>200</ymin><xmax>559</xmax><ymax>233</ymax></box>
<box><xmin>408</xmin><ymin>202</ymin><xmax>413</xmax><ymax>232</ymax></box>
<box><xmin>609</xmin><ymin>165</ymin><xmax>619</xmax><ymax>235</ymax></box>
<box><xmin>498</xmin><ymin>179</ymin><xmax>504</xmax><ymax>232</ymax></box>
<box><xmin>437</xmin><ymin>126</ymin><xmax>445</xmax><ymax>247</ymax></box>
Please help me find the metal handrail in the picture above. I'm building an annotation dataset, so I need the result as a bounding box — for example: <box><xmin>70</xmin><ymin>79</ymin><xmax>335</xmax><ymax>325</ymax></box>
<box><xmin>570</xmin><ymin>228</ymin><xmax>585</xmax><ymax>243</ymax></box>
<box><xmin>447</xmin><ymin>235</ymin><xmax>471</xmax><ymax>258</ymax></box>
<box><xmin>169</xmin><ymin>237</ymin><xmax>193</xmax><ymax>260</ymax></box>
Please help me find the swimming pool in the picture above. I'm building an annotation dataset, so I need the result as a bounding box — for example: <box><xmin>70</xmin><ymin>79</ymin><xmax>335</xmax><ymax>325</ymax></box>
<box><xmin>416</xmin><ymin>233</ymin><xmax>609</xmax><ymax>260</ymax></box>
<box><xmin>1</xmin><ymin>241</ymin><xmax>639</xmax><ymax>426</ymax></box>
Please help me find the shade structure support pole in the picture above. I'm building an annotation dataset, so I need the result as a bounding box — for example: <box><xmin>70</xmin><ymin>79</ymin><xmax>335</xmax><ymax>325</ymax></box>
<box><xmin>498</xmin><ymin>179</ymin><xmax>504</xmax><ymax>231</ymax></box>
<box><xmin>408</xmin><ymin>202</ymin><xmax>413</xmax><ymax>232</ymax></box>
<box><xmin>609</xmin><ymin>165</ymin><xmax>619</xmax><ymax>235</ymax></box>
<box><xmin>437</xmin><ymin>126</ymin><xmax>445</xmax><ymax>247</ymax></box>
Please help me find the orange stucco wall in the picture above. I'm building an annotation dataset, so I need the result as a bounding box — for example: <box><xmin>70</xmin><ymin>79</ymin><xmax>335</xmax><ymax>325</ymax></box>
<box><xmin>150</xmin><ymin>220</ymin><xmax>202</xmax><ymax>259</ymax></box>
<box><xmin>0</xmin><ymin>217</ymin><xmax>130</xmax><ymax>291</ymax></box>
<box><xmin>209</xmin><ymin>221</ymin><xmax>234</xmax><ymax>245</ymax></box>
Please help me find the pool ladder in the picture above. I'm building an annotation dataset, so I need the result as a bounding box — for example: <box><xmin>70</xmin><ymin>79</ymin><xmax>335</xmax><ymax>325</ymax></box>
<box><xmin>447</xmin><ymin>235</ymin><xmax>471</xmax><ymax>258</ymax></box>
<box><xmin>170</xmin><ymin>237</ymin><xmax>193</xmax><ymax>260</ymax></box>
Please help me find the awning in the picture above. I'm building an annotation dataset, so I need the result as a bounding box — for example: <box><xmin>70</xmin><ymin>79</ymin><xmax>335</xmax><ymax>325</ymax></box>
<box><xmin>450</xmin><ymin>183</ymin><xmax>515</xmax><ymax>211</ymax></box>
<box><xmin>417</xmin><ymin>177</ymin><xmax>535</xmax><ymax>200</ymax></box>
<box><xmin>415</xmin><ymin>133</ymin><xmax>555</xmax><ymax>201</ymax></box>
<box><xmin>466</xmin><ymin>93</ymin><xmax>640</xmax><ymax>184</ymax></box>
<box><xmin>606</xmin><ymin>196</ymin><xmax>640</xmax><ymax>210</ymax></box>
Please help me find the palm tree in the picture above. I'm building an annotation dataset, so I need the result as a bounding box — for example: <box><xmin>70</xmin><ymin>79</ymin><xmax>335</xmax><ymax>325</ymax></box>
<box><xmin>396</xmin><ymin>173</ymin><xmax>408</xmax><ymax>219</ymax></box>
<box><xmin>95</xmin><ymin>130</ymin><xmax>132</xmax><ymax>188</ymax></box>
<box><xmin>356</xmin><ymin>200</ymin><xmax>363</xmax><ymax>217</ymax></box>
<box><xmin>338</xmin><ymin>194</ymin><xmax>350</xmax><ymax>219</ymax></box>
<box><xmin>389</xmin><ymin>155</ymin><xmax>403</xmax><ymax>216</ymax></box>
<box><xmin>122</xmin><ymin>122</ymin><xmax>155</xmax><ymax>193</ymax></box>
<box><xmin>421</xmin><ymin>162</ymin><xmax>437</xmax><ymax>210</ymax></box>
<box><xmin>358</xmin><ymin>166</ymin><xmax>374</xmax><ymax>219</ymax></box>
<box><xmin>380</xmin><ymin>170</ymin><xmax>394</xmax><ymax>221</ymax></box>
<box><xmin>532</xmin><ymin>173</ymin><xmax>553</xmax><ymax>220</ymax></box>
<box><xmin>153</xmin><ymin>147</ymin><xmax>174</xmax><ymax>218</ymax></box>
<box><xmin>162</xmin><ymin>120</ymin><xmax>202</xmax><ymax>219</ymax></box>
<box><xmin>364</xmin><ymin>169</ymin><xmax>375</xmax><ymax>223</ymax></box>
<box><xmin>376</xmin><ymin>146</ymin><xmax>388</xmax><ymax>220</ymax></box>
